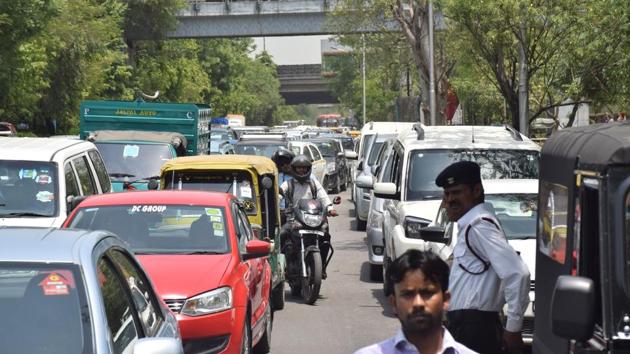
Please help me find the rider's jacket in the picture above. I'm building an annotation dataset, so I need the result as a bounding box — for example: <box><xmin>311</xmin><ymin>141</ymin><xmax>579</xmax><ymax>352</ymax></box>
<box><xmin>280</xmin><ymin>176</ymin><xmax>332</xmax><ymax>212</ymax></box>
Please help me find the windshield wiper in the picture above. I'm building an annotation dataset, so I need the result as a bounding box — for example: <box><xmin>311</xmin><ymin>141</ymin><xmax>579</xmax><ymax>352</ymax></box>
<box><xmin>109</xmin><ymin>172</ymin><xmax>135</xmax><ymax>178</ymax></box>
<box><xmin>185</xmin><ymin>251</ymin><xmax>224</xmax><ymax>255</ymax></box>
<box><xmin>1</xmin><ymin>212</ymin><xmax>49</xmax><ymax>218</ymax></box>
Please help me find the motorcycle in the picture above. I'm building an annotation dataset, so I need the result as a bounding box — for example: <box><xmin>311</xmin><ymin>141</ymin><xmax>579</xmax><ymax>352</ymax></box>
<box><xmin>283</xmin><ymin>196</ymin><xmax>340</xmax><ymax>304</ymax></box>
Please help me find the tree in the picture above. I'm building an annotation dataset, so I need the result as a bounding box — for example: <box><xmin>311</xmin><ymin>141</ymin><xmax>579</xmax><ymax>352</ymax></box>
<box><xmin>331</xmin><ymin>0</ymin><xmax>454</xmax><ymax>124</ymax></box>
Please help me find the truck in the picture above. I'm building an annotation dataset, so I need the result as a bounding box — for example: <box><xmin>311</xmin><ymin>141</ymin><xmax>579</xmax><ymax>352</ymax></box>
<box><xmin>226</xmin><ymin>114</ymin><xmax>246</xmax><ymax>127</ymax></box>
<box><xmin>80</xmin><ymin>98</ymin><xmax>211</xmax><ymax>191</ymax></box>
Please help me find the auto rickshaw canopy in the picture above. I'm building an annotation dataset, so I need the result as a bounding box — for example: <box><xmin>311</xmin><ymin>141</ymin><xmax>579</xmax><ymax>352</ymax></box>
<box><xmin>160</xmin><ymin>155</ymin><xmax>277</xmax><ymax>175</ymax></box>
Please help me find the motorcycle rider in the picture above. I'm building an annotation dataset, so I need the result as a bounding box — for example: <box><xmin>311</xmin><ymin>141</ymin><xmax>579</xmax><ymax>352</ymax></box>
<box><xmin>271</xmin><ymin>147</ymin><xmax>296</xmax><ymax>185</ymax></box>
<box><xmin>279</xmin><ymin>155</ymin><xmax>338</xmax><ymax>279</ymax></box>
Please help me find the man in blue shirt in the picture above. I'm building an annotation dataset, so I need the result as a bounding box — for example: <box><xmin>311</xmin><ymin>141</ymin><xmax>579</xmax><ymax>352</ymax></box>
<box><xmin>355</xmin><ymin>250</ymin><xmax>477</xmax><ymax>354</ymax></box>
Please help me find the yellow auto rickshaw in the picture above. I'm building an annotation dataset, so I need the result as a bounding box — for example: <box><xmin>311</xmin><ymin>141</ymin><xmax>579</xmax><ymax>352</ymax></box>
<box><xmin>159</xmin><ymin>155</ymin><xmax>286</xmax><ymax>309</ymax></box>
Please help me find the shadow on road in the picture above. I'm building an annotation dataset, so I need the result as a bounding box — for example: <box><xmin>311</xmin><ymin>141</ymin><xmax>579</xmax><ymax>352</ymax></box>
<box><xmin>370</xmin><ymin>288</ymin><xmax>396</xmax><ymax>318</ymax></box>
<box><xmin>359</xmin><ymin>261</ymin><xmax>380</xmax><ymax>283</ymax></box>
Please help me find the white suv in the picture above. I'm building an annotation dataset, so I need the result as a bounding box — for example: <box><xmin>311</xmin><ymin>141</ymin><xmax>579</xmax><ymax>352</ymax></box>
<box><xmin>0</xmin><ymin>138</ymin><xmax>111</xmax><ymax>227</ymax></box>
<box><xmin>374</xmin><ymin>124</ymin><xmax>540</xmax><ymax>284</ymax></box>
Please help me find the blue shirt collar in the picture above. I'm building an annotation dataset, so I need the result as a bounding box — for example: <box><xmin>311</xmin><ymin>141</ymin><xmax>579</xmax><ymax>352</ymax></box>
<box><xmin>393</xmin><ymin>327</ymin><xmax>460</xmax><ymax>354</ymax></box>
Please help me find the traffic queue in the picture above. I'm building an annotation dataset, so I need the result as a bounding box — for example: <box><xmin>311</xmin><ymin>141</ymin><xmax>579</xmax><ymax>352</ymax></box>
<box><xmin>2</xmin><ymin>107</ymin><xmax>630</xmax><ymax>354</ymax></box>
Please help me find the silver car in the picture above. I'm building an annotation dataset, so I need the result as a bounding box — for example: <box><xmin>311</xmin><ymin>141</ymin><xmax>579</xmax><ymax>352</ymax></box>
<box><xmin>0</xmin><ymin>227</ymin><xmax>183</xmax><ymax>354</ymax></box>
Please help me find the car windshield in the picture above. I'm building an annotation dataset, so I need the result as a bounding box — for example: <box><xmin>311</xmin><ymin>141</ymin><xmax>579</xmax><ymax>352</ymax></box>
<box><xmin>406</xmin><ymin>149</ymin><xmax>539</xmax><ymax>200</ymax></box>
<box><xmin>314</xmin><ymin>141</ymin><xmax>338</xmax><ymax>157</ymax></box>
<box><xmin>360</xmin><ymin>134</ymin><xmax>375</xmax><ymax>160</ymax></box>
<box><xmin>95</xmin><ymin>142</ymin><xmax>172</xmax><ymax>181</ymax></box>
<box><xmin>0</xmin><ymin>160</ymin><xmax>58</xmax><ymax>217</ymax></box>
<box><xmin>486</xmin><ymin>193</ymin><xmax>537</xmax><ymax>239</ymax></box>
<box><xmin>210</xmin><ymin>131</ymin><xmax>230</xmax><ymax>141</ymax></box>
<box><xmin>367</xmin><ymin>142</ymin><xmax>384</xmax><ymax>166</ymax></box>
<box><xmin>340</xmin><ymin>138</ymin><xmax>354</xmax><ymax>150</ymax></box>
<box><xmin>68</xmin><ymin>205</ymin><xmax>230</xmax><ymax>254</ymax></box>
<box><xmin>235</xmin><ymin>143</ymin><xmax>286</xmax><ymax>158</ymax></box>
<box><xmin>164</xmin><ymin>171</ymin><xmax>258</xmax><ymax>215</ymax></box>
<box><xmin>0</xmin><ymin>263</ymin><xmax>91</xmax><ymax>354</ymax></box>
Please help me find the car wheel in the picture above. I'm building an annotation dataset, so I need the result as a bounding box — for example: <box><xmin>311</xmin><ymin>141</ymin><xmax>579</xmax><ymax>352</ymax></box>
<box><xmin>356</xmin><ymin>217</ymin><xmax>367</xmax><ymax>231</ymax></box>
<box><xmin>369</xmin><ymin>263</ymin><xmax>383</xmax><ymax>282</ymax></box>
<box><xmin>253</xmin><ymin>304</ymin><xmax>272</xmax><ymax>353</ymax></box>
<box><xmin>241</xmin><ymin>312</ymin><xmax>252</xmax><ymax>354</ymax></box>
<box><xmin>271</xmin><ymin>281</ymin><xmax>285</xmax><ymax>311</ymax></box>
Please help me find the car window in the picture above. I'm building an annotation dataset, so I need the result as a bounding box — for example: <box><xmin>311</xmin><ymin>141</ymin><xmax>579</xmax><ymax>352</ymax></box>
<box><xmin>97</xmin><ymin>257</ymin><xmax>139</xmax><ymax>354</ymax></box>
<box><xmin>0</xmin><ymin>160</ymin><xmax>58</xmax><ymax>217</ymax></box>
<box><xmin>236</xmin><ymin>208</ymin><xmax>253</xmax><ymax>254</ymax></box>
<box><xmin>65</xmin><ymin>162</ymin><xmax>81</xmax><ymax>198</ymax></box>
<box><xmin>311</xmin><ymin>145</ymin><xmax>322</xmax><ymax>161</ymax></box>
<box><xmin>368</xmin><ymin>141</ymin><xmax>385</xmax><ymax>166</ymax></box>
<box><xmin>88</xmin><ymin>150</ymin><xmax>111</xmax><ymax>193</ymax></box>
<box><xmin>108</xmin><ymin>250</ymin><xmax>162</xmax><ymax>336</ymax></box>
<box><xmin>305</xmin><ymin>146</ymin><xmax>315</xmax><ymax>161</ymax></box>
<box><xmin>72</xmin><ymin>155</ymin><xmax>97</xmax><ymax>196</ymax></box>
<box><xmin>379</xmin><ymin>150</ymin><xmax>396</xmax><ymax>183</ymax></box>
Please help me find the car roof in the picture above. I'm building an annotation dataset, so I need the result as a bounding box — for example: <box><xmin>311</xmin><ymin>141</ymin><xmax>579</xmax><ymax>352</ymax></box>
<box><xmin>482</xmin><ymin>179</ymin><xmax>539</xmax><ymax>194</ymax></box>
<box><xmin>76</xmin><ymin>190</ymin><xmax>235</xmax><ymax>207</ymax></box>
<box><xmin>0</xmin><ymin>227</ymin><xmax>104</xmax><ymax>263</ymax></box>
<box><xmin>0</xmin><ymin>137</ymin><xmax>94</xmax><ymax>161</ymax></box>
<box><xmin>161</xmin><ymin>155</ymin><xmax>277</xmax><ymax>175</ymax></box>
<box><xmin>361</xmin><ymin>121</ymin><xmax>417</xmax><ymax>134</ymax></box>
<box><xmin>399</xmin><ymin>125</ymin><xmax>540</xmax><ymax>151</ymax></box>
<box><xmin>235</xmin><ymin>140</ymin><xmax>286</xmax><ymax>145</ymax></box>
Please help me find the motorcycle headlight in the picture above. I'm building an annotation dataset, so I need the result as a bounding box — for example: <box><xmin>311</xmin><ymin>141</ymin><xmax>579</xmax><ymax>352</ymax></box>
<box><xmin>181</xmin><ymin>287</ymin><xmax>232</xmax><ymax>316</ymax></box>
<box><xmin>404</xmin><ymin>216</ymin><xmax>431</xmax><ymax>239</ymax></box>
<box><xmin>326</xmin><ymin>162</ymin><xmax>336</xmax><ymax>173</ymax></box>
<box><xmin>368</xmin><ymin>210</ymin><xmax>383</xmax><ymax>229</ymax></box>
<box><xmin>302</xmin><ymin>212</ymin><xmax>323</xmax><ymax>228</ymax></box>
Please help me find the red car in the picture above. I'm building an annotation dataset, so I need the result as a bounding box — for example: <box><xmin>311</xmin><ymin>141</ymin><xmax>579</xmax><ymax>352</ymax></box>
<box><xmin>63</xmin><ymin>190</ymin><xmax>273</xmax><ymax>354</ymax></box>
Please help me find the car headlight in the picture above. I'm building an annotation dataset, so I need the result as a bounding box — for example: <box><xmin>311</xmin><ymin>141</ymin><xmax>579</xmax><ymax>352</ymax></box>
<box><xmin>404</xmin><ymin>216</ymin><xmax>431</xmax><ymax>239</ymax></box>
<box><xmin>302</xmin><ymin>212</ymin><xmax>323</xmax><ymax>227</ymax></box>
<box><xmin>368</xmin><ymin>210</ymin><xmax>383</xmax><ymax>229</ymax></box>
<box><xmin>326</xmin><ymin>162</ymin><xmax>336</xmax><ymax>173</ymax></box>
<box><xmin>181</xmin><ymin>287</ymin><xmax>232</xmax><ymax>316</ymax></box>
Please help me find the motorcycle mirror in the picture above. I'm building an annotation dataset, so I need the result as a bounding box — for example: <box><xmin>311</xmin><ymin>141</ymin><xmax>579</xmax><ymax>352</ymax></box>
<box><xmin>147</xmin><ymin>179</ymin><xmax>159</xmax><ymax>190</ymax></box>
<box><xmin>261</xmin><ymin>176</ymin><xmax>273</xmax><ymax>190</ymax></box>
<box><xmin>333</xmin><ymin>196</ymin><xmax>342</xmax><ymax>205</ymax></box>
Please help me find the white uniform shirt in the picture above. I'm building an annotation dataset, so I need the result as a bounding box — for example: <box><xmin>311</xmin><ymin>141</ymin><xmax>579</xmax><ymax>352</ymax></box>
<box><xmin>449</xmin><ymin>203</ymin><xmax>530</xmax><ymax>332</ymax></box>
<box><xmin>280</xmin><ymin>177</ymin><xmax>332</xmax><ymax>211</ymax></box>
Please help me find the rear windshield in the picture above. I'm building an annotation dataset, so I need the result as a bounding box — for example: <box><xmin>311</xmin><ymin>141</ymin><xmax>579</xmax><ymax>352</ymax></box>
<box><xmin>235</xmin><ymin>143</ymin><xmax>285</xmax><ymax>158</ymax></box>
<box><xmin>406</xmin><ymin>149</ymin><xmax>539</xmax><ymax>200</ymax></box>
<box><xmin>96</xmin><ymin>142</ymin><xmax>173</xmax><ymax>181</ymax></box>
<box><xmin>486</xmin><ymin>193</ymin><xmax>537</xmax><ymax>239</ymax></box>
<box><xmin>314</xmin><ymin>141</ymin><xmax>339</xmax><ymax>157</ymax></box>
<box><xmin>0</xmin><ymin>263</ymin><xmax>91</xmax><ymax>354</ymax></box>
<box><xmin>0</xmin><ymin>160</ymin><xmax>58</xmax><ymax>217</ymax></box>
<box><xmin>68</xmin><ymin>205</ymin><xmax>230</xmax><ymax>255</ymax></box>
<box><xmin>164</xmin><ymin>171</ymin><xmax>257</xmax><ymax>215</ymax></box>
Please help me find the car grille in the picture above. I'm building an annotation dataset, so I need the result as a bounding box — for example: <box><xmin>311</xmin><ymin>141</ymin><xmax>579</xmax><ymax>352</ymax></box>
<box><xmin>165</xmin><ymin>298</ymin><xmax>185</xmax><ymax>313</ymax></box>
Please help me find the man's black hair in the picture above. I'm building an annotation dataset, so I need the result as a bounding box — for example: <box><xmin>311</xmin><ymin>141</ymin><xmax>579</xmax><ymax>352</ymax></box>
<box><xmin>385</xmin><ymin>250</ymin><xmax>450</xmax><ymax>296</ymax></box>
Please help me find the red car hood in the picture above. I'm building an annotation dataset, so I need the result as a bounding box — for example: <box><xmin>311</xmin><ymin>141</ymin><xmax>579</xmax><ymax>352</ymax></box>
<box><xmin>137</xmin><ymin>254</ymin><xmax>233</xmax><ymax>299</ymax></box>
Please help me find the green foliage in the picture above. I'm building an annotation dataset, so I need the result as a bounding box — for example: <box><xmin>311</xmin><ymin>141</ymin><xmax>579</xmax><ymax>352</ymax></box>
<box><xmin>124</xmin><ymin>0</ymin><xmax>185</xmax><ymax>41</ymax></box>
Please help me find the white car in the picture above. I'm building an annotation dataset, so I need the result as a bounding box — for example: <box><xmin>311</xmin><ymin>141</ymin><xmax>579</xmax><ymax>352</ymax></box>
<box><xmin>288</xmin><ymin>141</ymin><xmax>326</xmax><ymax>183</ymax></box>
<box><xmin>428</xmin><ymin>179</ymin><xmax>538</xmax><ymax>343</ymax></box>
<box><xmin>375</xmin><ymin>124</ymin><xmax>540</xmax><ymax>289</ymax></box>
<box><xmin>0</xmin><ymin>138</ymin><xmax>112</xmax><ymax>227</ymax></box>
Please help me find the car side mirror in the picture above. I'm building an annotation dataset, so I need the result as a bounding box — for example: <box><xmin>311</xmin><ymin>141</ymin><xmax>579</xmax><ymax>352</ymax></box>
<box><xmin>551</xmin><ymin>275</ymin><xmax>596</xmax><ymax>341</ymax></box>
<box><xmin>147</xmin><ymin>179</ymin><xmax>159</xmax><ymax>190</ymax></box>
<box><xmin>419</xmin><ymin>226</ymin><xmax>447</xmax><ymax>243</ymax></box>
<box><xmin>133</xmin><ymin>337</ymin><xmax>183</xmax><ymax>354</ymax></box>
<box><xmin>355</xmin><ymin>175</ymin><xmax>373</xmax><ymax>189</ymax></box>
<box><xmin>337</xmin><ymin>152</ymin><xmax>344</xmax><ymax>158</ymax></box>
<box><xmin>373</xmin><ymin>182</ymin><xmax>398</xmax><ymax>200</ymax></box>
<box><xmin>344</xmin><ymin>151</ymin><xmax>358</xmax><ymax>160</ymax></box>
<box><xmin>333</xmin><ymin>196</ymin><xmax>342</xmax><ymax>205</ymax></box>
<box><xmin>66</xmin><ymin>195</ymin><xmax>87</xmax><ymax>212</ymax></box>
<box><xmin>243</xmin><ymin>239</ymin><xmax>272</xmax><ymax>260</ymax></box>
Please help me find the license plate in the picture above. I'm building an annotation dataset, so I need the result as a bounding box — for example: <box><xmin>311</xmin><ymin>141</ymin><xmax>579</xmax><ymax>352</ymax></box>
<box><xmin>298</xmin><ymin>230</ymin><xmax>324</xmax><ymax>236</ymax></box>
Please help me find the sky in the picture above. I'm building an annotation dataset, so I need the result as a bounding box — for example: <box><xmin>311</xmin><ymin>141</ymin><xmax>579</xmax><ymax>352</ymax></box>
<box><xmin>252</xmin><ymin>35</ymin><xmax>330</xmax><ymax>65</ymax></box>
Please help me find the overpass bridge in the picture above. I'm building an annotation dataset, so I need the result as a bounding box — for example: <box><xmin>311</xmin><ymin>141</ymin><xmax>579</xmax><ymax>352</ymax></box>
<box><xmin>277</xmin><ymin>64</ymin><xmax>337</xmax><ymax>104</ymax></box>
<box><xmin>124</xmin><ymin>0</ymin><xmax>395</xmax><ymax>39</ymax></box>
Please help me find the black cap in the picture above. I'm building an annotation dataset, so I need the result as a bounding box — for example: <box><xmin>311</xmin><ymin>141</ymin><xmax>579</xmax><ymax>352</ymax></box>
<box><xmin>435</xmin><ymin>161</ymin><xmax>481</xmax><ymax>188</ymax></box>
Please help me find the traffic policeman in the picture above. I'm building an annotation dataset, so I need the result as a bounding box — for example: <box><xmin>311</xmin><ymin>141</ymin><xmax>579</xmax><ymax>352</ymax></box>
<box><xmin>436</xmin><ymin>161</ymin><xmax>530</xmax><ymax>354</ymax></box>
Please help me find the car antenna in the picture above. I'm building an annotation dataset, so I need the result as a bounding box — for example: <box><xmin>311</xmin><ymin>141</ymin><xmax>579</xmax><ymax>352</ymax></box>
<box><xmin>471</xmin><ymin>125</ymin><xmax>475</xmax><ymax>143</ymax></box>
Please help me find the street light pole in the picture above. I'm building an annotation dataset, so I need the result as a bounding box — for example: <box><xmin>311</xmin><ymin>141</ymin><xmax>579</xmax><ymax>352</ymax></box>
<box><xmin>362</xmin><ymin>34</ymin><xmax>367</xmax><ymax>127</ymax></box>
<box><xmin>428</xmin><ymin>0</ymin><xmax>436</xmax><ymax>126</ymax></box>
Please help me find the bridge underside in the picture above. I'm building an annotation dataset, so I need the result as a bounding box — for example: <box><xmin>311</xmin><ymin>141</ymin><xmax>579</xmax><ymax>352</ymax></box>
<box><xmin>281</xmin><ymin>90</ymin><xmax>338</xmax><ymax>105</ymax></box>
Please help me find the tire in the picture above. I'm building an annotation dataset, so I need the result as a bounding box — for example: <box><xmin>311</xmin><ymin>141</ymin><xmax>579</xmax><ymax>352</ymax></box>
<box><xmin>271</xmin><ymin>281</ymin><xmax>285</xmax><ymax>311</ymax></box>
<box><xmin>253</xmin><ymin>304</ymin><xmax>272</xmax><ymax>353</ymax></box>
<box><xmin>369</xmin><ymin>263</ymin><xmax>383</xmax><ymax>282</ymax></box>
<box><xmin>301</xmin><ymin>251</ymin><xmax>322</xmax><ymax>304</ymax></box>
<box><xmin>331</xmin><ymin>175</ymin><xmax>340</xmax><ymax>194</ymax></box>
<box><xmin>356</xmin><ymin>217</ymin><xmax>367</xmax><ymax>231</ymax></box>
<box><xmin>241</xmin><ymin>312</ymin><xmax>252</xmax><ymax>354</ymax></box>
